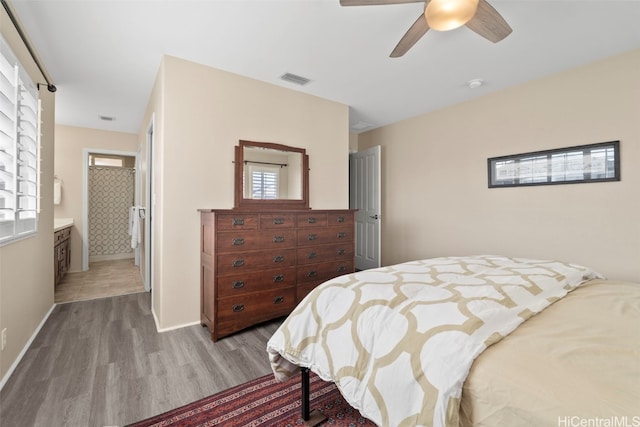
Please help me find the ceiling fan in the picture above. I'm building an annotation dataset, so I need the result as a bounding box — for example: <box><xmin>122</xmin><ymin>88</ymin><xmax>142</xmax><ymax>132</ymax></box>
<box><xmin>340</xmin><ymin>0</ymin><xmax>512</xmax><ymax>57</ymax></box>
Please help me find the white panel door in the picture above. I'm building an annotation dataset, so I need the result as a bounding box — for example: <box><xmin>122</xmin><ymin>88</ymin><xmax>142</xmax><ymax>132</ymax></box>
<box><xmin>349</xmin><ymin>146</ymin><xmax>381</xmax><ymax>270</ymax></box>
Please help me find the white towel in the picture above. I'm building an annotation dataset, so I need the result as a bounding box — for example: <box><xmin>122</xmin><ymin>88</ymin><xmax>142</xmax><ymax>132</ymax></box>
<box><xmin>128</xmin><ymin>207</ymin><xmax>135</xmax><ymax>235</ymax></box>
<box><xmin>53</xmin><ymin>177</ymin><xmax>62</xmax><ymax>205</ymax></box>
<box><xmin>129</xmin><ymin>207</ymin><xmax>141</xmax><ymax>249</ymax></box>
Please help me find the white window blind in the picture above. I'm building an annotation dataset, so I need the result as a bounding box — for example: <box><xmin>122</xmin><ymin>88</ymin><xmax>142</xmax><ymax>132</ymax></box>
<box><xmin>0</xmin><ymin>36</ymin><xmax>40</xmax><ymax>245</ymax></box>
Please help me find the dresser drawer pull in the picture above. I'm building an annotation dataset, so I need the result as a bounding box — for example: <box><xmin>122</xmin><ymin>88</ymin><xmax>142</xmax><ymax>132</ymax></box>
<box><xmin>337</xmin><ymin>216</ymin><xmax>345</xmax><ymax>223</ymax></box>
<box><xmin>232</xmin><ymin>238</ymin><xmax>245</xmax><ymax>246</ymax></box>
<box><xmin>307</xmin><ymin>234</ymin><xmax>317</xmax><ymax>241</ymax></box>
<box><xmin>273</xmin><ymin>255</ymin><xmax>285</xmax><ymax>263</ymax></box>
<box><xmin>273</xmin><ymin>235</ymin><xmax>285</xmax><ymax>243</ymax></box>
<box><xmin>307</xmin><ymin>270</ymin><xmax>317</xmax><ymax>278</ymax></box>
<box><xmin>273</xmin><ymin>274</ymin><xmax>284</xmax><ymax>282</ymax></box>
<box><xmin>232</xmin><ymin>304</ymin><xmax>245</xmax><ymax>312</ymax></box>
<box><xmin>232</xmin><ymin>281</ymin><xmax>245</xmax><ymax>289</ymax></box>
<box><xmin>307</xmin><ymin>217</ymin><xmax>317</xmax><ymax>224</ymax></box>
<box><xmin>337</xmin><ymin>232</ymin><xmax>347</xmax><ymax>238</ymax></box>
<box><xmin>273</xmin><ymin>217</ymin><xmax>285</xmax><ymax>225</ymax></box>
<box><xmin>273</xmin><ymin>296</ymin><xmax>285</xmax><ymax>305</ymax></box>
<box><xmin>307</xmin><ymin>252</ymin><xmax>317</xmax><ymax>259</ymax></box>
<box><xmin>232</xmin><ymin>218</ymin><xmax>245</xmax><ymax>226</ymax></box>
<box><xmin>337</xmin><ymin>265</ymin><xmax>347</xmax><ymax>273</ymax></box>
<box><xmin>232</xmin><ymin>259</ymin><xmax>245</xmax><ymax>267</ymax></box>
<box><xmin>336</xmin><ymin>248</ymin><xmax>346</xmax><ymax>256</ymax></box>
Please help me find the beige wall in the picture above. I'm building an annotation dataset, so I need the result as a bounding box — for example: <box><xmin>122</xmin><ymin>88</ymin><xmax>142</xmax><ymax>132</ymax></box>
<box><xmin>349</xmin><ymin>132</ymin><xmax>358</xmax><ymax>153</ymax></box>
<box><xmin>0</xmin><ymin>8</ymin><xmax>56</xmax><ymax>382</ymax></box>
<box><xmin>142</xmin><ymin>55</ymin><xmax>350</xmax><ymax>329</ymax></box>
<box><xmin>358</xmin><ymin>49</ymin><xmax>640</xmax><ymax>282</ymax></box>
<box><xmin>54</xmin><ymin>125</ymin><xmax>138</xmax><ymax>272</ymax></box>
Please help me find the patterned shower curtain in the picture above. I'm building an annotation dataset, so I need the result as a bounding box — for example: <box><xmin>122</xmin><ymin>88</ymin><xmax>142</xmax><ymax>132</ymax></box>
<box><xmin>88</xmin><ymin>166</ymin><xmax>135</xmax><ymax>258</ymax></box>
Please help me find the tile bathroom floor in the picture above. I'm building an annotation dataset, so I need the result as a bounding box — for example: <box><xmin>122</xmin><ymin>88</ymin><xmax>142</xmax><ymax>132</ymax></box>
<box><xmin>54</xmin><ymin>258</ymin><xmax>145</xmax><ymax>303</ymax></box>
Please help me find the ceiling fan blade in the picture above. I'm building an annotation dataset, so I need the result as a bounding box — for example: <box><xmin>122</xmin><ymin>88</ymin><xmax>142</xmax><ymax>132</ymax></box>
<box><xmin>340</xmin><ymin>0</ymin><xmax>422</xmax><ymax>6</ymax></box>
<box><xmin>390</xmin><ymin>14</ymin><xmax>430</xmax><ymax>58</ymax></box>
<box><xmin>465</xmin><ymin>0</ymin><xmax>512</xmax><ymax>43</ymax></box>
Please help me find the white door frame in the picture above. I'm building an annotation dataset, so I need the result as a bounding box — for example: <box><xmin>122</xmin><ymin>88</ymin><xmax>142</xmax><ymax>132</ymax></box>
<box><xmin>144</xmin><ymin>115</ymin><xmax>154</xmax><ymax>293</ymax></box>
<box><xmin>350</xmin><ymin>145</ymin><xmax>382</xmax><ymax>270</ymax></box>
<box><xmin>82</xmin><ymin>148</ymin><xmax>139</xmax><ymax>271</ymax></box>
<box><xmin>134</xmin><ymin>148</ymin><xmax>142</xmax><ymax>267</ymax></box>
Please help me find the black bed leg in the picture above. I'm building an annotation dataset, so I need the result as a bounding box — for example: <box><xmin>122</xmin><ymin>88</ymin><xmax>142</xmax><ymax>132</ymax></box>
<box><xmin>301</xmin><ymin>367</ymin><xmax>310</xmax><ymax>420</ymax></box>
<box><xmin>299</xmin><ymin>367</ymin><xmax>327</xmax><ymax>426</ymax></box>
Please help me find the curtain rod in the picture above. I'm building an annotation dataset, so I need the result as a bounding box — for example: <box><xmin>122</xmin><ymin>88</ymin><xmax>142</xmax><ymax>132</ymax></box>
<box><xmin>1</xmin><ymin>0</ymin><xmax>56</xmax><ymax>92</ymax></box>
<box><xmin>244</xmin><ymin>160</ymin><xmax>288</xmax><ymax>168</ymax></box>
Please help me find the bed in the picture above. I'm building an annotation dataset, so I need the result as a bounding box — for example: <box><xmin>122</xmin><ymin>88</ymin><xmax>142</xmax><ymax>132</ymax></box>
<box><xmin>266</xmin><ymin>255</ymin><xmax>640</xmax><ymax>427</ymax></box>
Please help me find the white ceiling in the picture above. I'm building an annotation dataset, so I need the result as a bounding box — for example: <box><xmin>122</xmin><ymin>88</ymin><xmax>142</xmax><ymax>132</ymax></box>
<box><xmin>9</xmin><ymin>0</ymin><xmax>640</xmax><ymax>134</ymax></box>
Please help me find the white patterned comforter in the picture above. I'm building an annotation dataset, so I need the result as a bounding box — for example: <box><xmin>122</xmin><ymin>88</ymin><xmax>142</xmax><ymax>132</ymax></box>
<box><xmin>266</xmin><ymin>255</ymin><xmax>603</xmax><ymax>427</ymax></box>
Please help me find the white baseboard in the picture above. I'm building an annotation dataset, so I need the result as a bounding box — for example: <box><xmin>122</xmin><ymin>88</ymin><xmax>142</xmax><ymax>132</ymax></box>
<box><xmin>156</xmin><ymin>320</ymin><xmax>201</xmax><ymax>332</ymax></box>
<box><xmin>0</xmin><ymin>303</ymin><xmax>56</xmax><ymax>392</ymax></box>
<box><xmin>151</xmin><ymin>307</ymin><xmax>200</xmax><ymax>332</ymax></box>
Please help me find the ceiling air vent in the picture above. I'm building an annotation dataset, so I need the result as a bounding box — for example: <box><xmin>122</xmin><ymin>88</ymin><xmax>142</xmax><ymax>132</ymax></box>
<box><xmin>280</xmin><ymin>73</ymin><xmax>311</xmax><ymax>86</ymax></box>
<box><xmin>350</xmin><ymin>121</ymin><xmax>373</xmax><ymax>132</ymax></box>
<box><xmin>99</xmin><ymin>115</ymin><xmax>116</xmax><ymax>121</ymax></box>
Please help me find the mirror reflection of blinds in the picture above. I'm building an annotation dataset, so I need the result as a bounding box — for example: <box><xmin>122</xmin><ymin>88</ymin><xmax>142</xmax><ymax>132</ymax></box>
<box><xmin>251</xmin><ymin>169</ymin><xmax>278</xmax><ymax>200</ymax></box>
<box><xmin>0</xmin><ymin>35</ymin><xmax>40</xmax><ymax>244</ymax></box>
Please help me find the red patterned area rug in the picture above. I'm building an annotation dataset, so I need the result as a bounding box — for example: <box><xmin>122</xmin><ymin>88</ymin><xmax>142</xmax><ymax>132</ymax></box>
<box><xmin>126</xmin><ymin>372</ymin><xmax>377</xmax><ymax>427</ymax></box>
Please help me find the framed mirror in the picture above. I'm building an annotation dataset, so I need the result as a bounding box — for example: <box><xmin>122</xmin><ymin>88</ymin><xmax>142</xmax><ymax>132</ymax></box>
<box><xmin>234</xmin><ymin>140</ymin><xmax>309</xmax><ymax>210</ymax></box>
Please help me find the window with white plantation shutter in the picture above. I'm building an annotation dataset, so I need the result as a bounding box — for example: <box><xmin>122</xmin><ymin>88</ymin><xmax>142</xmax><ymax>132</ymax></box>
<box><xmin>249</xmin><ymin>165</ymin><xmax>279</xmax><ymax>200</ymax></box>
<box><xmin>0</xmin><ymin>36</ymin><xmax>40</xmax><ymax>245</ymax></box>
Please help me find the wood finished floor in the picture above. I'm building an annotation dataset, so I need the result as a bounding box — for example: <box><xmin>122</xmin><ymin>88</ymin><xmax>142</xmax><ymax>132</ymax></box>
<box><xmin>0</xmin><ymin>292</ymin><xmax>281</xmax><ymax>427</ymax></box>
<box><xmin>55</xmin><ymin>259</ymin><xmax>145</xmax><ymax>304</ymax></box>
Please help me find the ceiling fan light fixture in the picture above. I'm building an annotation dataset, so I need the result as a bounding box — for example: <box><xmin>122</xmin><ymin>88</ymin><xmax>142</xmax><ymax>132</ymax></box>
<box><xmin>425</xmin><ymin>0</ymin><xmax>479</xmax><ymax>31</ymax></box>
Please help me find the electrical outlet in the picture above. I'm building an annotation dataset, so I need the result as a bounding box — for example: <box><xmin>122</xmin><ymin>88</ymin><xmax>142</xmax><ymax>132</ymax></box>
<box><xmin>1</xmin><ymin>328</ymin><xmax>6</xmax><ymax>351</ymax></box>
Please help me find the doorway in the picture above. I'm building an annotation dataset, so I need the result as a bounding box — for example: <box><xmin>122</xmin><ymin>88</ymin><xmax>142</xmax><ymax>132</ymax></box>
<box><xmin>82</xmin><ymin>149</ymin><xmax>138</xmax><ymax>268</ymax></box>
<box><xmin>87</xmin><ymin>152</ymin><xmax>136</xmax><ymax>263</ymax></box>
<box><xmin>349</xmin><ymin>145</ymin><xmax>382</xmax><ymax>270</ymax></box>
<box><xmin>79</xmin><ymin>149</ymin><xmax>142</xmax><ymax>293</ymax></box>
<box><xmin>55</xmin><ymin>148</ymin><xmax>144</xmax><ymax>303</ymax></box>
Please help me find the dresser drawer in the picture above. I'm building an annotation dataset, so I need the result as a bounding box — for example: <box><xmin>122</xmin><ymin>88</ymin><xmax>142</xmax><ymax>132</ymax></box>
<box><xmin>216</xmin><ymin>213</ymin><xmax>259</xmax><ymax>231</ymax></box>
<box><xmin>327</xmin><ymin>212</ymin><xmax>354</xmax><ymax>226</ymax></box>
<box><xmin>260</xmin><ymin>213</ymin><xmax>295</xmax><ymax>229</ymax></box>
<box><xmin>216</xmin><ymin>267</ymin><xmax>296</xmax><ymax>298</ymax></box>
<box><xmin>216</xmin><ymin>287</ymin><xmax>296</xmax><ymax>324</ymax></box>
<box><xmin>297</xmin><ymin>260</ymin><xmax>354</xmax><ymax>284</ymax></box>
<box><xmin>216</xmin><ymin>230</ymin><xmax>296</xmax><ymax>253</ymax></box>
<box><xmin>296</xmin><ymin>212</ymin><xmax>328</xmax><ymax>228</ymax></box>
<box><xmin>296</xmin><ymin>243</ymin><xmax>354</xmax><ymax>265</ymax></box>
<box><xmin>217</xmin><ymin>248</ymin><xmax>296</xmax><ymax>275</ymax></box>
<box><xmin>296</xmin><ymin>226</ymin><xmax>353</xmax><ymax>247</ymax></box>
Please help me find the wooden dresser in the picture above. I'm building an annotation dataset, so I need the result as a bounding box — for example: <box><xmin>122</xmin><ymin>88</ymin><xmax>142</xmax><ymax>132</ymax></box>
<box><xmin>200</xmin><ymin>209</ymin><xmax>355</xmax><ymax>341</ymax></box>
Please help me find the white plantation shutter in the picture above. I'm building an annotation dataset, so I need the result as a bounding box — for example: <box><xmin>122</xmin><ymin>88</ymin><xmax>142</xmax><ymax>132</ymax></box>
<box><xmin>0</xmin><ymin>36</ymin><xmax>40</xmax><ymax>245</ymax></box>
<box><xmin>249</xmin><ymin>165</ymin><xmax>279</xmax><ymax>200</ymax></box>
<box><xmin>0</xmin><ymin>42</ymin><xmax>18</xmax><ymax>241</ymax></box>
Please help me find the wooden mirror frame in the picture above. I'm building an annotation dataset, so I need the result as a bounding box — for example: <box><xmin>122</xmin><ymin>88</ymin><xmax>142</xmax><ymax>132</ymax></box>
<box><xmin>234</xmin><ymin>140</ymin><xmax>310</xmax><ymax>210</ymax></box>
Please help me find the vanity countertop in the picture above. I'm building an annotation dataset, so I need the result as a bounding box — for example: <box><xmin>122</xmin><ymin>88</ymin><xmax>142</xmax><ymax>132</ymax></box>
<box><xmin>54</xmin><ymin>218</ymin><xmax>74</xmax><ymax>232</ymax></box>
